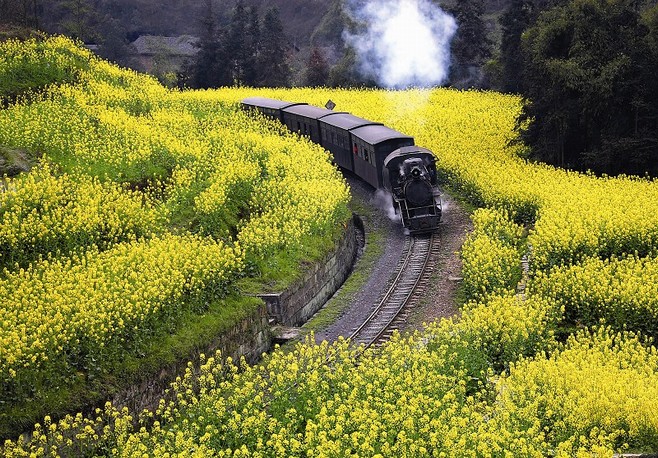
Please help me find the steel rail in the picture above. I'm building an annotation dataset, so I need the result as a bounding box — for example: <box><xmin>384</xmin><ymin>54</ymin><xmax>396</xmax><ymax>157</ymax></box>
<box><xmin>349</xmin><ymin>233</ymin><xmax>435</xmax><ymax>350</ymax></box>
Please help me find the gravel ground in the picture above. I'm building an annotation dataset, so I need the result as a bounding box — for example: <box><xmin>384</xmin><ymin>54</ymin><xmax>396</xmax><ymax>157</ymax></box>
<box><xmin>315</xmin><ymin>176</ymin><xmax>472</xmax><ymax>343</ymax></box>
<box><xmin>402</xmin><ymin>192</ymin><xmax>473</xmax><ymax>333</ymax></box>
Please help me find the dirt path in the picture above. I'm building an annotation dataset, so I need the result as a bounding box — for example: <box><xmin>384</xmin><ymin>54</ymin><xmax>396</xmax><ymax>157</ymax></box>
<box><xmin>401</xmin><ymin>192</ymin><xmax>472</xmax><ymax>333</ymax></box>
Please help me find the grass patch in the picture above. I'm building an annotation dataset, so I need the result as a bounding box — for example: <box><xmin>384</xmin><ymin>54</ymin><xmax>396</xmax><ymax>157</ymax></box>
<box><xmin>238</xmin><ymin>215</ymin><xmax>352</xmax><ymax>295</ymax></box>
<box><xmin>0</xmin><ymin>294</ymin><xmax>263</xmax><ymax>440</ymax></box>
<box><xmin>442</xmin><ymin>183</ymin><xmax>478</xmax><ymax>215</ymax></box>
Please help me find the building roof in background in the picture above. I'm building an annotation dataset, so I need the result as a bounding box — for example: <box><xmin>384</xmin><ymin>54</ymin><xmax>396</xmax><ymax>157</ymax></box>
<box><xmin>130</xmin><ymin>35</ymin><xmax>198</xmax><ymax>56</ymax></box>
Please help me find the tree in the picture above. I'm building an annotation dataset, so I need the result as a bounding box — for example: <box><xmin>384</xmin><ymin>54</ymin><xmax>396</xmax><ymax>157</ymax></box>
<box><xmin>242</xmin><ymin>5</ymin><xmax>260</xmax><ymax>87</ymax></box>
<box><xmin>96</xmin><ymin>15</ymin><xmax>131</xmax><ymax>66</ymax></box>
<box><xmin>257</xmin><ymin>7</ymin><xmax>290</xmax><ymax>87</ymax></box>
<box><xmin>58</xmin><ymin>0</ymin><xmax>96</xmax><ymax>41</ymax></box>
<box><xmin>447</xmin><ymin>0</ymin><xmax>492</xmax><ymax>87</ymax></box>
<box><xmin>189</xmin><ymin>0</ymin><xmax>230</xmax><ymax>88</ymax></box>
<box><xmin>327</xmin><ymin>46</ymin><xmax>377</xmax><ymax>88</ymax></box>
<box><xmin>520</xmin><ymin>0</ymin><xmax>658</xmax><ymax>175</ymax></box>
<box><xmin>0</xmin><ymin>0</ymin><xmax>40</xmax><ymax>28</ymax></box>
<box><xmin>224</xmin><ymin>0</ymin><xmax>248</xmax><ymax>85</ymax></box>
<box><xmin>305</xmin><ymin>46</ymin><xmax>329</xmax><ymax>86</ymax></box>
<box><xmin>498</xmin><ymin>0</ymin><xmax>534</xmax><ymax>93</ymax></box>
<box><xmin>491</xmin><ymin>0</ymin><xmax>569</xmax><ymax>92</ymax></box>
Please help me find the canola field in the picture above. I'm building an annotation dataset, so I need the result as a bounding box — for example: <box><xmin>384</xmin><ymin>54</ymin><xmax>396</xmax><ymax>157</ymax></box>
<box><xmin>0</xmin><ymin>36</ymin><xmax>350</xmax><ymax>434</ymax></box>
<box><xmin>3</xmin><ymin>37</ymin><xmax>658</xmax><ymax>457</ymax></box>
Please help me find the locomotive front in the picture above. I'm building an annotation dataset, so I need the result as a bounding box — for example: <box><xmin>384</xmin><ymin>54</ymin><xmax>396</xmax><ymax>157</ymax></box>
<box><xmin>383</xmin><ymin>146</ymin><xmax>442</xmax><ymax>233</ymax></box>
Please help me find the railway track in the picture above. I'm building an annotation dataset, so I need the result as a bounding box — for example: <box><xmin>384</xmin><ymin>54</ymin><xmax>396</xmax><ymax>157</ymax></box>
<box><xmin>349</xmin><ymin>232</ymin><xmax>440</xmax><ymax>349</ymax></box>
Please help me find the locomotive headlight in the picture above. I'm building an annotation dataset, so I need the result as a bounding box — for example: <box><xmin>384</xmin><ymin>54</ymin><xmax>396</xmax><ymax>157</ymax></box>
<box><xmin>411</xmin><ymin>166</ymin><xmax>422</xmax><ymax>178</ymax></box>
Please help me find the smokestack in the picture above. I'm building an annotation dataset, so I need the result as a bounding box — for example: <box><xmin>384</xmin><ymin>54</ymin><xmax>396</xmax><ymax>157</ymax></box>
<box><xmin>343</xmin><ymin>0</ymin><xmax>457</xmax><ymax>89</ymax></box>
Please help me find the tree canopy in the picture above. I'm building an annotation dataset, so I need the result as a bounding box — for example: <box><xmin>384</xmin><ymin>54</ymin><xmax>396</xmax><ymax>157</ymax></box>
<box><xmin>447</xmin><ymin>0</ymin><xmax>492</xmax><ymax>87</ymax></box>
<box><xmin>519</xmin><ymin>0</ymin><xmax>658</xmax><ymax>176</ymax></box>
<box><xmin>188</xmin><ymin>3</ymin><xmax>289</xmax><ymax>89</ymax></box>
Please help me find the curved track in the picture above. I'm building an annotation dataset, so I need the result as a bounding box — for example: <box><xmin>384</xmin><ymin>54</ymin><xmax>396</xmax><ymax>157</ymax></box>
<box><xmin>348</xmin><ymin>233</ymin><xmax>440</xmax><ymax>349</ymax></box>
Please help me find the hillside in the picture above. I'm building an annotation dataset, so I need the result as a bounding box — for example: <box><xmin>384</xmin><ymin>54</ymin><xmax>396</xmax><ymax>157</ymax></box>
<box><xmin>32</xmin><ymin>0</ymin><xmax>509</xmax><ymax>39</ymax></box>
<box><xmin>33</xmin><ymin>0</ymin><xmax>333</xmax><ymax>48</ymax></box>
<box><xmin>21</xmin><ymin>0</ymin><xmax>510</xmax><ymax>84</ymax></box>
<box><xmin>0</xmin><ymin>36</ymin><xmax>351</xmax><ymax>437</ymax></box>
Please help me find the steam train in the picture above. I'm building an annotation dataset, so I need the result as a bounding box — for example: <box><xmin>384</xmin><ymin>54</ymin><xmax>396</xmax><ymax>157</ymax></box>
<box><xmin>241</xmin><ymin>97</ymin><xmax>442</xmax><ymax>233</ymax></box>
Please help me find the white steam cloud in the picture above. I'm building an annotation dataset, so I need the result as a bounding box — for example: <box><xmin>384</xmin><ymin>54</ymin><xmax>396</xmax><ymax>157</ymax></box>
<box><xmin>373</xmin><ymin>189</ymin><xmax>401</xmax><ymax>222</ymax></box>
<box><xmin>343</xmin><ymin>0</ymin><xmax>457</xmax><ymax>89</ymax></box>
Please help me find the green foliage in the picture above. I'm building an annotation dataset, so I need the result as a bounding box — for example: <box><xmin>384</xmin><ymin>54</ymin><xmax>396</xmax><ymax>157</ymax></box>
<box><xmin>0</xmin><ymin>294</ymin><xmax>262</xmax><ymax>440</ymax></box>
<box><xmin>58</xmin><ymin>0</ymin><xmax>96</xmax><ymax>41</ymax></box>
<box><xmin>530</xmin><ymin>254</ymin><xmax>658</xmax><ymax>341</ymax></box>
<box><xmin>434</xmin><ymin>294</ymin><xmax>560</xmax><ymax>373</ymax></box>
<box><xmin>310</xmin><ymin>0</ymin><xmax>347</xmax><ymax>47</ymax></box>
<box><xmin>0</xmin><ymin>37</ymin><xmax>351</xmax><ymax>440</ymax></box>
<box><xmin>188</xmin><ymin>2</ymin><xmax>289</xmax><ymax>89</ymax></box>
<box><xmin>447</xmin><ymin>0</ymin><xmax>492</xmax><ymax>87</ymax></box>
<box><xmin>257</xmin><ymin>7</ymin><xmax>290</xmax><ymax>87</ymax></box>
<box><xmin>498</xmin><ymin>0</ymin><xmax>534</xmax><ymax>93</ymax></box>
<box><xmin>305</xmin><ymin>46</ymin><xmax>329</xmax><ymax>87</ymax></box>
<box><xmin>0</xmin><ymin>35</ymin><xmax>91</xmax><ymax>103</ymax></box>
<box><xmin>520</xmin><ymin>0</ymin><xmax>658</xmax><ymax>176</ymax></box>
<box><xmin>0</xmin><ymin>165</ymin><xmax>162</xmax><ymax>270</ymax></box>
<box><xmin>498</xmin><ymin>327</ymin><xmax>658</xmax><ymax>453</ymax></box>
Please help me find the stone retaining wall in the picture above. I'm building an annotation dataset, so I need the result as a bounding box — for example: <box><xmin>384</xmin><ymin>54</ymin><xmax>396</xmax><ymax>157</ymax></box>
<box><xmin>111</xmin><ymin>304</ymin><xmax>271</xmax><ymax>414</ymax></box>
<box><xmin>260</xmin><ymin>215</ymin><xmax>361</xmax><ymax>327</ymax></box>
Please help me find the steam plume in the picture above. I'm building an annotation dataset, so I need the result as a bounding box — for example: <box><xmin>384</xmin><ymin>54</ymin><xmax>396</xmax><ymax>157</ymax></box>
<box><xmin>343</xmin><ymin>0</ymin><xmax>457</xmax><ymax>89</ymax></box>
<box><xmin>373</xmin><ymin>189</ymin><xmax>401</xmax><ymax>222</ymax></box>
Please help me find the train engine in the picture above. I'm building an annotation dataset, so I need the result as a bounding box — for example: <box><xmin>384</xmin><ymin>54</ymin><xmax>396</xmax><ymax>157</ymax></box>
<box><xmin>383</xmin><ymin>146</ymin><xmax>442</xmax><ymax>233</ymax></box>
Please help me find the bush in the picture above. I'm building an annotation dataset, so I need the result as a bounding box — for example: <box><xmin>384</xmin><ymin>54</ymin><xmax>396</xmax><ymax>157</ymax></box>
<box><xmin>460</xmin><ymin>208</ymin><xmax>525</xmax><ymax>302</ymax></box>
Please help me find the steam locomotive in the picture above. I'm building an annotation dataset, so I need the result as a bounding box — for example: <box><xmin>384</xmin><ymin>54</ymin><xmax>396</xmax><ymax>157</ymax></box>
<box><xmin>241</xmin><ymin>97</ymin><xmax>442</xmax><ymax>233</ymax></box>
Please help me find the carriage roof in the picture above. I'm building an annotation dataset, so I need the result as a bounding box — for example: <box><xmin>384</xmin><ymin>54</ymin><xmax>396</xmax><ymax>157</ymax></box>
<box><xmin>320</xmin><ymin>113</ymin><xmax>382</xmax><ymax>130</ymax></box>
<box><xmin>241</xmin><ymin>97</ymin><xmax>305</xmax><ymax>110</ymax></box>
<box><xmin>283</xmin><ymin>104</ymin><xmax>341</xmax><ymax>119</ymax></box>
<box><xmin>350</xmin><ymin>125</ymin><xmax>414</xmax><ymax>146</ymax></box>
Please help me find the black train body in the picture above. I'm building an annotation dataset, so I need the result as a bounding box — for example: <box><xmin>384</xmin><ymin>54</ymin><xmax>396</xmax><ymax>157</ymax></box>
<box><xmin>241</xmin><ymin>97</ymin><xmax>442</xmax><ymax>233</ymax></box>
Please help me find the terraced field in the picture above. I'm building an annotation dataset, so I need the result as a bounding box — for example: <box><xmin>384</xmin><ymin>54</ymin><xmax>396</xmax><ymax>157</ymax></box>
<box><xmin>3</xmin><ymin>37</ymin><xmax>658</xmax><ymax>457</ymax></box>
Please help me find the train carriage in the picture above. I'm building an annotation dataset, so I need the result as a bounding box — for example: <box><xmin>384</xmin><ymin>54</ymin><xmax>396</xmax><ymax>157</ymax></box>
<box><xmin>281</xmin><ymin>104</ymin><xmax>342</xmax><ymax>145</ymax></box>
<box><xmin>349</xmin><ymin>125</ymin><xmax>414</xmax><ymax>189</ymax></box>
<box><xmin>241</xmin><ymin>97</ymin><xmax>305</xmax><ymax>123</ymax></box>
<box><xmin>240</xmin><ymin>96</ymin><xmax>442</xmax><ymax>234</ymax></box>
<box><xmin>318</xmin><ymin>113</ymin><xmax>382</xmax><ymax>173</ymax></box>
